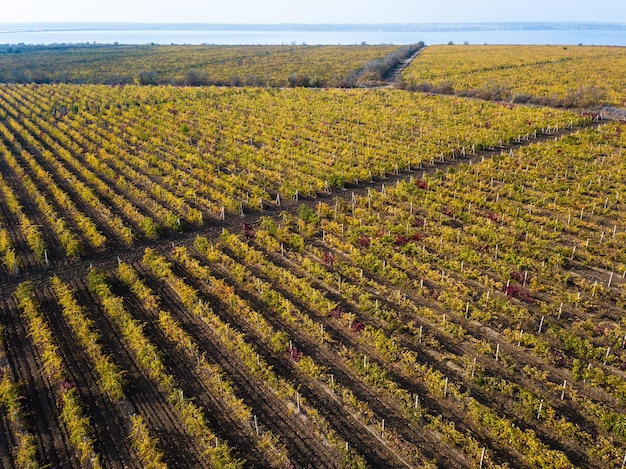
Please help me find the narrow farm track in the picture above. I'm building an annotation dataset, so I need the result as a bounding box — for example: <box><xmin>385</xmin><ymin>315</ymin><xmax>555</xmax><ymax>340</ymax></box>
<box><xmin>381</xmin><ymin>47</ymin><xmax>424</xmax><ymax>87</ymax></box>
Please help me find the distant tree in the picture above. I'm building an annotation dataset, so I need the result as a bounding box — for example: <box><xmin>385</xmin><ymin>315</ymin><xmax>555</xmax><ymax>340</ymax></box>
<box><xmin>181</xmin><ymin>69</ymin><xmax>209</xmax><ymax>86</ymax></box>
<box><xmin>244</xmin><ymin>75</ymin><xmax>267</xmax><ymax>87</ymax></box>
<box><xmin>288</xmin><ymin>72</ymin><xmax>311</xmax><ymax>87</ymax></box>
<box><xmin>310</xmin><ymin>76</ymin><xmax>326</xmax><ymax>88</ymax></box>
<box><xmin>435</xmin><ymin>80</ymin><xmax>455</xmax><ymax>94</ymax></box>
<box><xmin>135</xmin><ymin>71</ymin><xmax>158</xmax><ymax>86</ymax></box>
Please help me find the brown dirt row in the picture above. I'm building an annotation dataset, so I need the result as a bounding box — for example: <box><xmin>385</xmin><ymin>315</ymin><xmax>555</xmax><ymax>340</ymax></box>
<box><xmin>307</xmin><ymin>235</ymin><xmax>611</xmax><ymax>468</ymax></box>
<box><xmin>110</xmin><ymin>272</ymin><xmax>270</xmax><ymax>467</ymax></box>
<box><xmin>238</xmin><ymin>240</ymin><xmax>535</xmax><ymax>467</ymax></box>
<box><xmin>210</xmin><ymin>242</ymin><xmax>468</xmax><ymax>467</ymax></box>
<box><xmin>36</xmin><ymin>283</ymin><xmax>141</xmax><ymax>468</ymax></box>
<box><xmin>71</xmin><ymin>279</ymin><xmax>208</xmax><ymax>468</ymax></box>
<box><xmin>0</xmin><ymin>409</ymin><xmax>16</xmax><ymax>468</ymax></box>
<box><xmin>129</xmin><ymin>261</ymin><xmax>342</xmax><ymax>468</ymax></box>
<box><xmin>162</xmin><ymin>255</ymin><xmax>411</xmax><ymax>468</ymax></box>
<box><xmin>0</xmin><ymin>296</ymin><xmax>81</xmax><ymax>468</ymax></box>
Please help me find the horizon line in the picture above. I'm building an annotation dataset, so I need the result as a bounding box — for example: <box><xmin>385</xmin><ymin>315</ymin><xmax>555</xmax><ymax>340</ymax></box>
<box><xmin>1</xmin><ymin>21</ymin><xmax>625</xmax><ymax>25</ymax></box>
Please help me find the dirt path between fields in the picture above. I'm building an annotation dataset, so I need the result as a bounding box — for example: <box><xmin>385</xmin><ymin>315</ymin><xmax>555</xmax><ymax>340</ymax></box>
<box><xmin>378</xmin><ymin>47</ymin><xmax>424</xmax><ymax>88</ymax></box>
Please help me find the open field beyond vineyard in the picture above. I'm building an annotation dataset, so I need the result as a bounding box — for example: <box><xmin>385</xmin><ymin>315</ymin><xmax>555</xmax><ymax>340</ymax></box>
<box><xmin>1</xmin><ymin>45</ymin><xmax>626</xmax><ymax>469</ymax></box>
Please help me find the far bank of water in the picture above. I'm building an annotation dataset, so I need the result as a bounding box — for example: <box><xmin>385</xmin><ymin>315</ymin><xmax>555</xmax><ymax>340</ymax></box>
<box><xmin>1</xmin><ymin>28</ymin><xmax>625</xmax><ymax>46</ymax></box>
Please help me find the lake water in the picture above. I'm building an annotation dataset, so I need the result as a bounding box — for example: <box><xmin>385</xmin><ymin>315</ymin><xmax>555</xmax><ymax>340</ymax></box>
<box><xmin>1</xmin><ymin>28</ymin><xmax>625</xmax><ymax>46</ymax></box>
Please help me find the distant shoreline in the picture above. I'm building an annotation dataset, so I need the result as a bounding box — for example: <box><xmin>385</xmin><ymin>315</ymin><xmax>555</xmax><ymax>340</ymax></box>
<box><xmin>1</xmin><ymin>22</ymin><xmax>625</xmax><ymax>46</ymax></box>
<box><xmin>1</xmin><ymin>21</ymin><xmax>626</xmax><ymax>32</ymax></box>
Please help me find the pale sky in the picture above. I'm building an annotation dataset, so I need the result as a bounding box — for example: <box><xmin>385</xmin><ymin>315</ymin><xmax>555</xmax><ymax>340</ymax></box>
<box><xmin>2</xmin><ymin>0</ymin><xmax>625</xmax><ymax>24</ymax></box>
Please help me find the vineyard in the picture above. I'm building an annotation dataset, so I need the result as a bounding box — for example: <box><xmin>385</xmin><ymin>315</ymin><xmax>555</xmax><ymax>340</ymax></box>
<box><xmin>401</xmin><ymin>45</ymin><xmax>626</xmax><ymax>107</ymax></box>
<box><xmin>0</xmin><ymin>43</ymin><xmax>413</xmax><ymax>87</ymax></box>
<box><xmin>0</xmin><ymin>65</ymin><xmax>625</xmax><ymax>468</ymax></box>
